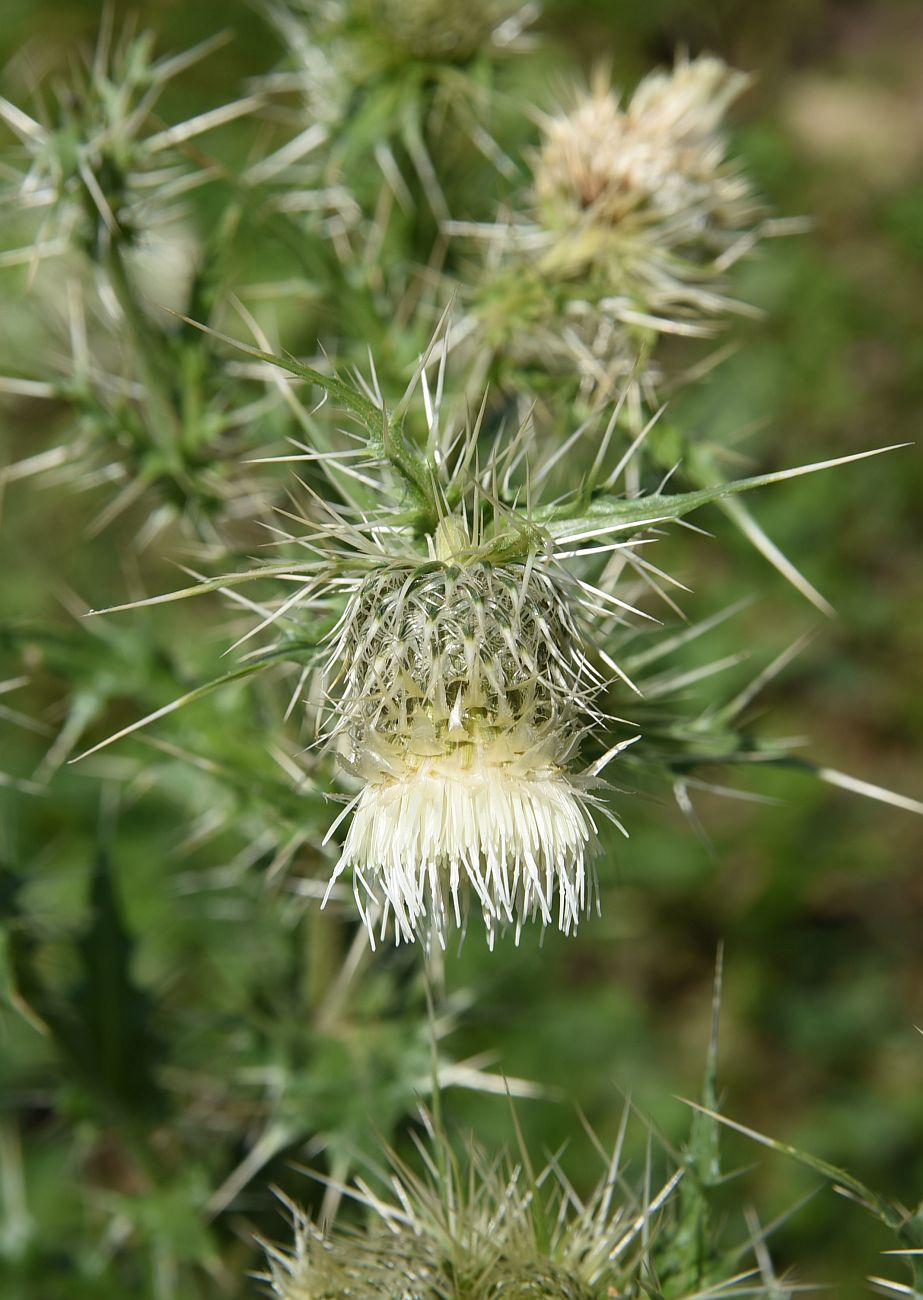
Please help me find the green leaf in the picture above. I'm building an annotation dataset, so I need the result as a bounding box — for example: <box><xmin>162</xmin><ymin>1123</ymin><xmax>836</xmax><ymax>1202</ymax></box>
<box><xmin>0</xmin><ymin>868</ymin><xmax>51</xmax><ymax>1037</ymax></box>
<box><xmin>70</xmin><ymin>641</ymin><xmax>316</xmax><ymax>762</ymax></box>
<box><xmin>173</xmin><ymin>313</ymin><xmax>382</xmax><ymax>430</ymax></box>
<box><xmin>658</xmin><ymin>950</ymin><xmax>728</xmax><ymax>1290</ymax></box>
<box><xmin>32</xmin><ymin>851</ymin><xmax>166</xmax><ymax>1123</ymax></box>
<box><xmin>171</xmin><ymin>312</ymin><xmax>440</xmax><ymax>524</ymax></box>
<box><xmin>538</xmin><ymin>445</ymin><xmax>908</xmax><ymax>539</ymax></box>
<box><xmin>682</xmin><ymin>1100</ymin><xmax>915</xmax><ymax>1237</ymax></box>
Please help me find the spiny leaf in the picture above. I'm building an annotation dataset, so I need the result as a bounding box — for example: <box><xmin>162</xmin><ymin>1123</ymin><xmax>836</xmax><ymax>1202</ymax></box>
<box><xmin>85</xmin><ymin>565</ymin><xmax>323</xmax><ymax>617</ymax></box>
<box><xmin>681</xmin><ymin>1101</ymin><xmax>910</xmax><ymax>1234</ymax></box>
<box><xmin>687</xmin><ymin>444</ymin><xmax>835</xmax><ymax>615</ymax></box>
<box><xmin>683</xmin><ymin>1100</ymin><xmax>923</xmax><ymax>1290</ymax></box>
<box><xmin>69</xmin><ymin>850</ymin><xmax>166</xmax><ymax>1117</ymax></box>
<box><xmin>539</xmin><ymin>445</ymin><xmax>909</xmax><ymax>538</ymax></box>
<box><xmin>13</xmin><ymin>851</ymin><xmax>168</xmax><ymax>1123</ymax></box>
<box><xmin>689</xmin><ymin>944</ymin><xmax>724</xmax><ymax>1187</ymax></box>
<box><xmin>171</xmin><ymin>313</ymin><xmax>383</xmax><ymax>433</ymax></box>
<box><xmin>0</xmin><ymin>867</ymin><xmax>51</xmax><ymax>1036</ymax></box>
<box><xmin>660</xmin><ymin>949</ymin><xmax>728</xmax><ymax>1290</ymax></box>
<box><xmin>71</xmin><ymin>640</ymin><xmax>318</xmax><ymax>762</ymax></box>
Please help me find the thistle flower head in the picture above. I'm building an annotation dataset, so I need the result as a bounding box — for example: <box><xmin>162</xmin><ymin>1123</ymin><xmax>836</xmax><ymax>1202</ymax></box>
<box><xmin>72</xmin><ymin>329</ymin><xmax>903</xmax><ymax>944</ymax></box>
<box><xmin>458</xmin><ymin>55</ymin><xmax>769</xmax><ymax>406</ymax></box>
<box><xmin>535</xmin><ymin>56</ymin><xmax>754</xmax><ymax>243</ymax></box>
<box><xmin>363</xmin><ymin>0</ymin><xmax>523</xmax><ymax>62</ymax></box>
<box><xmin>260</xmin><ymin>0</ymin><xmax>532</xmax><ymax>231</ymax></box>
<box><xmin>263</xmin><ymin>1100</ymin><xmax>786</xmax><ymax>1299</ymax></box>
<box><xmin>323</xmin><ymin>516</ymin><xmax>607</xmax><ymax>947</ymax></box>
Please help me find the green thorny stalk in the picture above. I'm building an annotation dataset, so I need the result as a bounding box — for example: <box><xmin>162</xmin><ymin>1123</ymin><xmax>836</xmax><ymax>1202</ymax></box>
<box><xmin>0</xmin><ymin>17</ymin><xmax>277</xmax><ymax>544</ymax></box>
<box><xmin>71</xmin><ymin>319</ymin><xmax>921</xmax><ymax>951</ymax></box>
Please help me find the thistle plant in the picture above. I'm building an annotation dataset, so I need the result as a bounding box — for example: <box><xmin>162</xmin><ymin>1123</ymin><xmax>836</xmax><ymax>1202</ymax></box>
<box><xmin>1</xmin><ymin>5</ymin><xmax>920</xmax><ymax>1298</ymax></box>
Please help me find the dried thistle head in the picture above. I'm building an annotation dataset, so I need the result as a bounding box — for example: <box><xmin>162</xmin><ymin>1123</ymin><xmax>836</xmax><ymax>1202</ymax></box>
<box><xmin>534</xmin><ymin>56</ymin><xmax>754</xmax><ymax>247</ymax></box>
<box><xmin>458</xmin><ymin>55</ymin><xmax>774</xmax><ymax>408</ymax></box>
<box><xmin>527</xmin><ymin>57</ymin><xmax>761</xmax><ymax>385</ymax></box>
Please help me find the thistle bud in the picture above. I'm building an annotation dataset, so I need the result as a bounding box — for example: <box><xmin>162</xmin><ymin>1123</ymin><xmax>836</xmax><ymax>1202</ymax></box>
<box><xmin>263</xmin><ymin>1098</ymin><xmax>783</xmax><ymax>1299</ymax></box>
<box><xmin>364</xmin><ymin>0</ymin><xmax>520</xmax><ymax>61</ymax></box>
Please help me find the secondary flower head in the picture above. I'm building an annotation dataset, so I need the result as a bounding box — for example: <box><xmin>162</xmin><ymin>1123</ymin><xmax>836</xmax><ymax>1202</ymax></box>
<box><xmin>263</xmin><ymin>1097</ymin><xmax>786</xmax><ymax>1299</ymax></box>
<box><xmin>535</xmin><ymin>55</ymin><xmax>754</xmax><ymax>247</ymax></box>
<box><xmin>322</xmin><ymin>515</ymin><xmax>610</xmax><ymax>948</ymax></box>
<box><xmin>259</xmin><ymin>0</ymin><xmax>533</xmax><ymax>233</ymax></box>
<box><xmin>458</xmin><ymin>55</ymin><xmax>776</xmax><ymax>409</ymax></box>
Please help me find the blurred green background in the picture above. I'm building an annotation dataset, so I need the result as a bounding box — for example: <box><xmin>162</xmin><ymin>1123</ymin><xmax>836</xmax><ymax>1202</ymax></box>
<box><xmin>1</xmin><ymin>0</ymin><xmax>922</xmax><ymax>1296</ymax></box>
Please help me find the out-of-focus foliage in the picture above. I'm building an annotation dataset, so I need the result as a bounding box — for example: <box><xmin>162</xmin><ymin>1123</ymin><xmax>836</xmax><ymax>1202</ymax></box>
<box><xmin>1</xmin><ymin>2</ymin><xmax>921</xmax><ymax>1299</ymax></box>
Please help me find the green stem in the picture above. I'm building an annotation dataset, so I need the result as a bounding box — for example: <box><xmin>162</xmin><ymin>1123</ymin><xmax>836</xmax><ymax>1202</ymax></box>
<box><xmin>379</xmin><ymin>411</ymin><xmax>439</xmax><ymax>528</ymax></box>
<box><xmin>103</xmin><ymin>241</ymin><xmax>182</xmax><ymax>463</ymax></box>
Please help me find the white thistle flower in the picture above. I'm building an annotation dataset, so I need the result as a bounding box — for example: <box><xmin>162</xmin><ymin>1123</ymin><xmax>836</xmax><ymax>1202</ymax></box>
<box><xmin>322</xmin><ymin>516</ymin><xmax>622</xmax><ymax>949</ymax></box>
